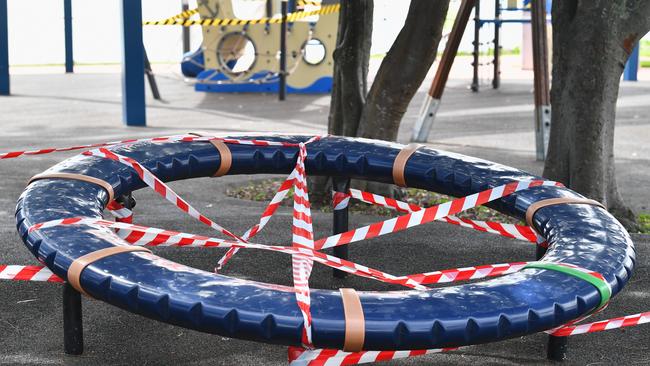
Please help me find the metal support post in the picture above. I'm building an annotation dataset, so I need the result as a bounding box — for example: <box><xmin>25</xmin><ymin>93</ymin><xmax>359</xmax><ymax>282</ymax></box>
<box><xmin>470</xmin><ymin>0</ymin><xmax>481</xmax><ymax>92</ymax></box>
<box><xmin>63</xmin><ymin>282</ymin><xmax>83</xmax><ymax>355</ymax></box>
<box><xmin>121</xmin><ymin>0</ymin><xmax>146</xmax><ymax>126</ymax></box>
<box><xmin>182</xmin><ymin>0</ymin><xmax>190</xmax><ymax>54</ymax></box>
<box><xmin>332</xmin><ymin>177</ymin><xmax>351</xmax><ymax>278</ymax></box>
<box><xmin>492</xmin><ymin>0</ymin><xmax>500</xmax><ymax>89</ymax></box>
<box><xmin>0</xmin><ymin>0</ymin><xmax>9</xmax><ymax>95</ymax></box>
<box><xmin>64</xmin><ymin>0</ymin><xmax>74</xmax><ymax>73</ymax></box>
<box><xmin>623</xmin><ymin>43</ymin><xmax>639</xmax><ymax>81</ymax></box>
<box><xmin>536</xmin><ymin>242</ymin><xmax>567</xmax><ymax>361</ymax></box>
<box><xmin>144</xmin><ymin>48</ymin><xmax>161</xmax><ymax>100</ymax></box>
<box><xmin>531</xmin><ymin>0</ymin><xmax>551</xmax><ymax>161</ymax></box>
<box><xmin>411</xmin><ymin>0</ymin><xmax>477</xmax><ymax>142</ymax></box>
<box><xmin>279</xmin><ymin>0</ymin><xmax>288</xmax><ymax>101</ymax></box>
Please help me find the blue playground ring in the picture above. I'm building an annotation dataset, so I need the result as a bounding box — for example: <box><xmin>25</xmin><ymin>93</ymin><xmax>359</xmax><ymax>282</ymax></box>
<box><xmin>15</xmin><ymin>135</ymin><xmax>635</xmax><ymax>350</ymax></box>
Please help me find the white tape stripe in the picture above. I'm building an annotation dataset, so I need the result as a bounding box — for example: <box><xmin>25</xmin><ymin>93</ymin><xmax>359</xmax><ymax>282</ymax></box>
<box><xmin>488</xmin><ymin>185</ymin><xmax>505</xmax><ymax>201</ymax></box>
<box><xmin>461</xmin><ymin>193</ymin><xmax>478</xmax><ymax>211</ymax></box>
<box><xmin>0</xmin><ymin>265</ymin><xmax>22</xmax><ymax>279</ymax></box>
<box><xmin>379</xmin><ymin>218</ymin><xmax>397</xmax><ymax>236</ymax></box>
<box><xmin>351</xmin><ymin>225</ymin><xmax>370</xmax><ymax>242</ymax></box>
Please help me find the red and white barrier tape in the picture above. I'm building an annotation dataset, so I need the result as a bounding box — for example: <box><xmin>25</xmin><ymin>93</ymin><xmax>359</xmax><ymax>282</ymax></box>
<box><xmin>292</xmin><ymin>139</ymin><xmax>318</xmax><ymax>347</ymax></box>
<box><xmin>84</xmin><ymin>148</ymin><xmax>246</xmax><ymax>243</ymax></box>
<box><xmin>217</xmin><ymin>135</ymin><xmax>322</xmax><ymax>270</ymax></box>
<box><xmin>0</xmin><ymin>265</ymin><xmax>63</xmax><ymax>283</ymax></box>
<box><xmin>315</xmin><ymin>180</ymin><xmax>560</xmax><ymax>250</ymax></box>
<box><xmin>106</xmin><ymin>200</ymin><xmax>133</xmax><ymax>223</ymax></box>
<box><xmin>348</xmin><ymin>188</ymin><xmax>544</xmax><ymax>245</ymax></box>
<box><xmin>27</xmin><ymin>218</ymin><xmax>560</xmax><ymax>293</ymax></box>
<box><xmin>216</xmin><ymin>170</ymin><xmax>296</xmax><ymax>270</ymax></box>
<box><xmin>551</xmin><ymin>311</ymin><xmax>650</xmax><ymax>337</ymax></box>
<box><xmin>288</xmin><ymin>346</ymin><xmax>460</xmax><ymax>366</ymax></box>
<box><xmin>28</xmin><ymin>217</ymin><xmax>422</xmax><ymax>290</ymax></box>
<box><xmin>0</xmin><ymin>134</ymin><xmax>303</xmax><ymax>160</ymax></box>
<box><xmin>332</xmin><ymin>191</ymin><xmax>351</xmax><ymax>211</ymax></box>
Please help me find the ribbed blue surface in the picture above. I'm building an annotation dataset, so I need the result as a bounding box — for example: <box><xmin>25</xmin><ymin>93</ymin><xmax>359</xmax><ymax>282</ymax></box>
<box><xmin>15</xmin><ymin>135</ymin><xmax>635</xmax><ymax>350</ymax></box>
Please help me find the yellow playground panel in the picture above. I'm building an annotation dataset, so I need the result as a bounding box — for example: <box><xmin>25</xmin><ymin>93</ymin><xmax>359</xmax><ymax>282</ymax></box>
<box><xmin>188</xmin><ymin>0</ymin><xmax>339</xmax><ymax>93</ymax></box>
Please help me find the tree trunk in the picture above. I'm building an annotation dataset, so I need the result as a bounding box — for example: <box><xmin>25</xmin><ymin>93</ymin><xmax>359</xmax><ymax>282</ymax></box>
<box><xmin>311</xmin><ymin>0</ymin><xmax>374</xmax><ymax>205</ymax></box>
<box><xmin>543</xmin><ymin>1</ymin><xmax>650</xmax><ymax>230</ymax></box>
<box><xmin>318</xmin><ymin>0</ymin><xmax>450</xmax><ymax>202</ymax></box>
<box><xmin>328</xmin><ymin>0</ymin><xmax>374</xmax><ymax>137</ymax></box>
<box><xmin>357</xmin><ymin>0</ymin><xmax>450</xmax><ymax>141</ymax></box>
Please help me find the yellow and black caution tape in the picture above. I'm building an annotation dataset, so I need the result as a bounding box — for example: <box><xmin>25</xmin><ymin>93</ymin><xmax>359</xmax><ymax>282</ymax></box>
<box><xmin>297</xmin><ymin>0</ymin><xmax>322</xmax><ymax>7</ymax></box>
<box><xmin>143</xmin><ymin>3</ymin><xmax>339</xmax><ymax>27</ymax></box>
<box><xmin>168</xmin><ymin>8</ymin><xmax>199</xmax><ymax>21</ymax></box>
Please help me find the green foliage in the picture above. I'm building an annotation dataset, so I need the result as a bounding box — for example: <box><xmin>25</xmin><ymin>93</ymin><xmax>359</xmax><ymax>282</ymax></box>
<box><xmin>640</xmin><ymin>39</ymin><xmax>650</xmax><ymax>57</ymax></box>
<box><xmin>638</xmin><ymin>213</ymin><xmax>650</xmax><ymax>234</ymax></box>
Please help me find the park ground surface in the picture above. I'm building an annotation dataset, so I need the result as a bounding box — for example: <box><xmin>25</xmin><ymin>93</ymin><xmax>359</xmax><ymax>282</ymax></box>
<box><xmin>1</xmin><ymin>57</ymin><xmax>649</xmax><ymax>365</ymax></box>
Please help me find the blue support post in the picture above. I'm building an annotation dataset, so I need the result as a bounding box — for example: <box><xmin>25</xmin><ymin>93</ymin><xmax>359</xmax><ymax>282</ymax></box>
<box><xmin>64</xmin><ymin>0</ymin><xmax>73</xmax><ymax>73</ymax></box>
<box><xmin>0</xmin><ymin>0</ymin><xmax>9</xmax><ymax>95</ymax></box>
<box><xmin>624</xmin><ymin>43</ymin><xmax>639</xmax><ymax>82</ymax></box>
<box><xmin>120</xmin><ymin>0</ymin><xmax>146</xmax><ymax>126</ymax></box>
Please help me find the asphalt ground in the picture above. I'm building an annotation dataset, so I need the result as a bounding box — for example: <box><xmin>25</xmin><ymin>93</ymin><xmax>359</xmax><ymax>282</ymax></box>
<box><xmin>0</xmin><ymin>68</ymin><xmax>649</xmax><ymax>365</ymax></box>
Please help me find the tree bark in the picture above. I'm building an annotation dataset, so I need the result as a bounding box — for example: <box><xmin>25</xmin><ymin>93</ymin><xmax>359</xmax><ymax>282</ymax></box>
<box><xmin>328</xmin><ymin>0</ymin><xmax>373</xmax><ymax>137</ymax></box>
<box><xmin>543</xmin><ymin>0</ymin><xmax>650</xmax><ymax>230</ymax></box>
<box><xmin>357</xmin><ymin>0</ymin><xmax>450</xmax><ymax>141</ymax></box>
<box><xmin>319</xmin><ymin>0</ymin><xmax>450</xmax><ymax>202</ymax></box>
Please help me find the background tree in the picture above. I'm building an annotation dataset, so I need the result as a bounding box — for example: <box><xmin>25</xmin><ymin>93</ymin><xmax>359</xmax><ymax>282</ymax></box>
<box><xmin>328</xmin><ymin>0</ymin><xmax>451</xmax><ymax>141</ymax></box>
<box><xmin>312</xmin><ymin>0</ymin><xmax>450</xmax><ymax>201</ymax></box>
<box><xmin>544</xmin><ymin>0</ymin><xmax>650</xmax><ymax>229</ymax></box>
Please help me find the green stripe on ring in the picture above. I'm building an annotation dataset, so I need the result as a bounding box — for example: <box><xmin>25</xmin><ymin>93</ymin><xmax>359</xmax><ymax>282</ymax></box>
<box><xmin>523</xmin><ymin>262</ymin><xmax>611</xmax><ymax>309</ymax></box>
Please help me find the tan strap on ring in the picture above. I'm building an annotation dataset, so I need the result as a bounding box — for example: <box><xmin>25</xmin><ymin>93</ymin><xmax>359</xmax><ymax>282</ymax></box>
<box><xmin>188</xmin><ymin>132</ymin><xmax>232</xmax><ymax>177</ymax></box>
<box><xmin>392</xmin><ymin>143</ymin><xmax>422</xmax><ymax>187</ymax></box>
<box><xmin>29</xmin><ymin>172</ymin><xmax>115</xmax><ymax>203</ymax></box>
<box><xmin>67</xmin><ymin>246</ymin><xmax>151</xmax><ymax>297</ymax></box>
<box><xmin>340</xmin><ymin>288</ymin><xmax>365</xmax><ymax>352</ymax></box>
<box><xmin>526</xmin><ymin>197</ymin><xmax>606</xmax><ymax>230</ymax></box>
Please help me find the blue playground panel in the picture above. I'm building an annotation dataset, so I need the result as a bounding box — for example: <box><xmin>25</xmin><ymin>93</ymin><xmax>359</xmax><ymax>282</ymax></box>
<box><xmin>181</xmin><ymin>49</ymin><xmax>332</xmax><ymax>94</ymax></box>
<box><xmin>181</xmin><ymin>49</ymin><xmax>204</xmax><ymax>78</ymax></box>
<box><xmin>624</xmin><ymin>44</ymin><xmax>640</xmax><ymax>82</ymax></box>
<box><xmin>195</xmin><ymin>69</ymin><xmax>332</xmax><ymax>93</ymax></box>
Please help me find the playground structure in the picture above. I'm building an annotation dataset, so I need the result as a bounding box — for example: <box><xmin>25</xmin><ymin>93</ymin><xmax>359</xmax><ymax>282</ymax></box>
<box><xmin>410</xmin><ymin>0</ymin><xmax>642</xmax><ymax>161</ymax></box>
<box><xmin>411</xmin><ymin>0</ymin><xmax>552</xmax><ymax>162</ymax></box>
<box><xmin>177</xmin><ymin>0</ymin><xmax>338</xmax><ymax>94</ymax></box>
<box><xmin>1</xmin><ymin>133</ymin><xmax>647</xmax><ymax>365</ymax></box>
<box><xmin>0</xmin><ymin>0</ymin><xmax>642</xmax><ymax>128</ymax></box>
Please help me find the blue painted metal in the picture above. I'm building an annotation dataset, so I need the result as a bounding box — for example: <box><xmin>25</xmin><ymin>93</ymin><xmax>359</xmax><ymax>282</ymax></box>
<box><xmin>0</xmin><ymin>0</ymin><xmax>9</xmax><ymax>95</ymax></box>
<box><xmin>120</xmin><ymin>0</ymin><xmax>146</xmax><ymax>126</ymax></box>
<box><xmin>180</xmin><ymin>49</ymin><xmax>204</xmax><ymax>77</ymax></box>
<box><xmin>624</xmin><ymin>43</ymin><xmax>639</xmax><ymax>82</ymax></box>
<box><xmin>480</xmin><ymin>18</ymin><xmax>532</xmax><ymax>24</ymax></box>
<box><xmin>195</xmin><ymin>69</ymin><xmax>332</xmax><ymax>93</ymax></box>
<box><xmin>64</xmin><ymin>0</ymin><xmax>73</xmax><ymax>73</ymax></box>
<box><xmin>16</xmin><ymin>136</ymin><xmax>634</xmax><ymax>350</ymax></box>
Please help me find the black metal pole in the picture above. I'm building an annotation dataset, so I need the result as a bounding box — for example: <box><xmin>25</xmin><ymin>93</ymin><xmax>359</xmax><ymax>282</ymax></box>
<box><xmin>492</xmin><ymin>0</ymin><xmax>500</xmax><ymax>89</ymax></box>
<box><xmin>470</xmin><ymin>0</ymin><xmax>480</xmax><ymax>92</ymax></box>
<box><xmin>536</xmin><ymin>242</ymin><xmax>568</xmax><ymax>361</ymax></box>
<box><xmin>332</xmin><ymin>177</ymin><xmax>350</xmax><ymax>278</ymax></box>
<box><xmin>279</xmin><ymin>0</ymin><xmax>288</xmax><ymax>101</ymax></box>
<box><xmin>63</xmin><ymin>282</ymin><xmax>83</xmax><ymax>355</ymax></box>
<box><xmin>182</xmin><ymin>0</ymin><xmax>190</xmax><ymax>54</ymax></box>
<box><xmin>143</xmin><ymin>47</ymin><xmax>161</xmax><ymax>100</ymax></box>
